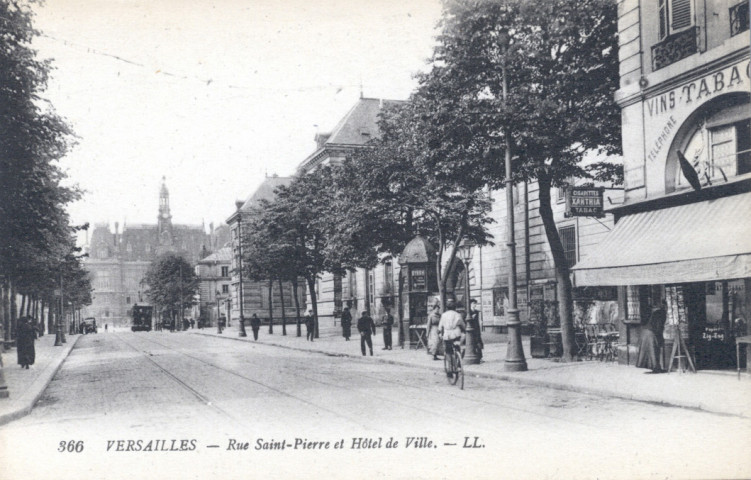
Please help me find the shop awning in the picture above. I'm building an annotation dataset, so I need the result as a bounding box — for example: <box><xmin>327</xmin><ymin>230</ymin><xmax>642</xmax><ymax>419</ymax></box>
<box><xmin>572</xmin><ymin>192</ymin><xmax>751</xmax><ymax>286</ymax></box>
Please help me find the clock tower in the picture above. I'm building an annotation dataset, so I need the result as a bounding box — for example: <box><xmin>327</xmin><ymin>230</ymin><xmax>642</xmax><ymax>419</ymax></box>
<box><xmin>157</xmin><ymin>176</ymin><xmax>174</xmax><ymax>249</ymax></box>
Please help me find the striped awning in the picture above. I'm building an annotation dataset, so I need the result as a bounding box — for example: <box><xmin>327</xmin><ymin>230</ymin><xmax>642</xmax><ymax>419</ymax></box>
<box><xmin>572</xmin><ymin>192</ymin><xmax>751</xmax><ymax>286</ymax></box>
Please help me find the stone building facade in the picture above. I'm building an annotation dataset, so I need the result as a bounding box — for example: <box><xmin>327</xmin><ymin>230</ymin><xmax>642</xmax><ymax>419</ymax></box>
<box><xmin>574</xmin><ymin>0</ymin><xmax>750</xmax><ymax>370</ymax></box>
<box><xmin>226</xmin><ymin>175</ymin><xmax>306</xmax><ymax>327</ymax></box>
<box><xmin>82</xmin><ymin>178</ymin><xmax>228</xmax><ymax>326</ymax></box>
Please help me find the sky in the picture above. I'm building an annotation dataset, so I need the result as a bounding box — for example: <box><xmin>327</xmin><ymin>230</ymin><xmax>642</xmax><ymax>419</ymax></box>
<box><xmin>31</xmin><ymin>0</ymin><xmax>442</xmax><ymax>236</ymax></box>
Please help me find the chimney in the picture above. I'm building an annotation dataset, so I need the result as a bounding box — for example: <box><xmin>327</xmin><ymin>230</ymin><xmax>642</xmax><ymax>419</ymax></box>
<box><xmin>114</xmin><ymin>221</ymin><xmax>119</xmax><ymax>245</ymax></box>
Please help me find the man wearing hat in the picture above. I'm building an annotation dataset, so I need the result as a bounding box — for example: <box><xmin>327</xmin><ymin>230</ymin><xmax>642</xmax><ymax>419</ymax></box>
<box><xmin>357</xmin><ymin>310</ymin><xmax>376</xmax><ymax>356</ymax></box>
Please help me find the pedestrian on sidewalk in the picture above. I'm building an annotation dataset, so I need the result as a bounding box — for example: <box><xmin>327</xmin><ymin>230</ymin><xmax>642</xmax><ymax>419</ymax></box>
<box><xmin>427</xmin><ymin>303</ymin><xmax>443</xmax><ymax>360</ymax></box>
<box><xmin>341</xmin><ymin>306</ymin><xmax>352</xmax><ymax>341</ymax></box>
<box><xmin>381</xmin><ymin>306</ymin><xmax>394</xmax><ymax>350</ymax></box>
<box><xmin>305</xmin><ymin>310</ymin><xmax>315</xmax><ymax>342</ymax></box>
<box><xmin>358</xmin><ymin>310</ymin><xmax>376</xmax><ymax>356</ymax></box>
<box><xmin>636</xmin><ymin>301</ymin><xmax>667</xmax><ymax>373</ymax></box>
<box><xmin>251</xmin><ymin>313</ymin><xmax>261</xmax><ymax>341</ymax></box>
<box><xmin>16</xmin><ymin>316</ymin><xmax>37</xmax><ymax>369</ymax></box>
<box><xmin>469</xmin><ymin>299</ymin><xmax>484</xmax><ymax>362</ymax></box>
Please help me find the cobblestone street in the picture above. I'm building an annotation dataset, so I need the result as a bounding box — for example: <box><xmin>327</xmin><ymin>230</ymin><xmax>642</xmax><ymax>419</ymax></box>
<box><xmin>1</xmin><ymin>331</ymin><xmax>750</xmax><ymax>479</ymax></box>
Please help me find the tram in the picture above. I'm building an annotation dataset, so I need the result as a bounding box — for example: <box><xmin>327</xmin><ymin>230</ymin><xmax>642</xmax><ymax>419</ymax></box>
<box><xmin>131</xmin><ymin>304</ymin><xmax>154</xmax><ymax>332</ymax></box>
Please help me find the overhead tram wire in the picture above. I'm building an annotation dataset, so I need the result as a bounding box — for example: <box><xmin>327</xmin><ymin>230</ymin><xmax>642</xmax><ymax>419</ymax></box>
<box><xmin>39</xmin><ymin>33</ymin><xmax>361</xmax><ymax>94</ymax></box>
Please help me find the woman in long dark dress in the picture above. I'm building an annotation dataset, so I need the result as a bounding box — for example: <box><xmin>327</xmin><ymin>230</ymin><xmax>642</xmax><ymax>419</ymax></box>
<box><xmin>636</xmin><ymin>303</ymin><xmax>666</xmax><ymax>373</ymax></box>
<box><xmin>341</xmin><ymin>307</ymin><xmax>352</xmax><ymax>341</ymax></box>
<box><xmin>17</xmin><ymin>316</ymin><xmax>37</xmax><ymax>369</ymax></box>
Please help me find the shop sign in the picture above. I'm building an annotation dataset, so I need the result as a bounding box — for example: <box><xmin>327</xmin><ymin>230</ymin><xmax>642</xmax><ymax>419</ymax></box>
<box><xmin>410</xmin><ymin>268</ymin><xmax>426</xmax><ymax>291</ymax></box>
<box><xmin>701</xmin><ymin>326</ymin><xmax>726</xmax><ymax>342</ymax></box>
<box><xmin>564</xmin><ymin>187</ymin><xmax>605</xmax><ymax>218</ymax></box>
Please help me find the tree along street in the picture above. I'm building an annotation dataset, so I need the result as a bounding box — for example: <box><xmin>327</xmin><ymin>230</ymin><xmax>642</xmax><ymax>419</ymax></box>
<box><xmin>1</xmin><ymin>332</ymin><xmax>750</xmax><ymax>480</ymax></box>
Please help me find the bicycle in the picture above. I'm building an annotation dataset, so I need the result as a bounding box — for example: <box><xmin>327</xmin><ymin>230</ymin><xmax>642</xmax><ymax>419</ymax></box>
<box><xmin>443</xmin><ymin>339</ymin><xmax>464</xmax><ymax>390</ymax></box>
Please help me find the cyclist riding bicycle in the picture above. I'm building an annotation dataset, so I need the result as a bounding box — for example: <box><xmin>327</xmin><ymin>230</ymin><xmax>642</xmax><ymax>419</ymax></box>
<box><xmin>438</xmin><ymin>299</ymin><xmax>465</xmax><ymax>375</ymax></box>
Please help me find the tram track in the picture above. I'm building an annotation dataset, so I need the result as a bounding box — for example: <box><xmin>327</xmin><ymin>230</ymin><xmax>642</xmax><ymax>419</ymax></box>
<box><xmin>121</xmin><ymin>332</ymin><xmax>602</xmax><ymax>431</ymax></box>
<box><xmin>115</xmin><ymin>333</ymin><xmax>377</xmax><ymax>431</ymax></box>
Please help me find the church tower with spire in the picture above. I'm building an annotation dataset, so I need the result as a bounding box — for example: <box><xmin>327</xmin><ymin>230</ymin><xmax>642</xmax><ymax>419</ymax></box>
<box><xmin>157</xmin><ymin>176</ymin><xmax>174</xmax><ymax>251</ymax></box>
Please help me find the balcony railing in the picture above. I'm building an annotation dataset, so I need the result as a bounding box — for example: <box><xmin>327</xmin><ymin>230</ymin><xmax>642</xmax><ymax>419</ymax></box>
<box><xmin>730</xmin><ymin>1</ymin><xmax>750</xmax><ymax>37</ymax></box>
<box><xmin>651</xmin><ymin>26</ymin><xmax>698</xmax><ymax>71</ymax></box>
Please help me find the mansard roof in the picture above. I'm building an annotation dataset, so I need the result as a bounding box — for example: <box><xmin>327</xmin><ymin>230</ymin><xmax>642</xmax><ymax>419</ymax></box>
<box><xmin>233</xmin><ymin>175</ymin><xmax>293</xmax><ymax>214</ymax></box>
<box><xmin>297</xmin><ymin>97</ymin><xmax>404</xmax><ymax>173</ymax></box>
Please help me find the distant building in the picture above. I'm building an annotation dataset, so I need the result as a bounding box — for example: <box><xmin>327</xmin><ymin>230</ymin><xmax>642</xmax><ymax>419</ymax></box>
<box><xmin>82</xmin><ymin>177</ymin><xmax>228</xmax><ymax>325</ymax></box>
<box><xmin>195</xmin><ymin>246</ymin><xmax>232</xmax><ymax>327</ymax></box>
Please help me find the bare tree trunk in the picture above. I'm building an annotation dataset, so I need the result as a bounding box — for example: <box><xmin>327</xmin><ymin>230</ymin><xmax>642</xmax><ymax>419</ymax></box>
<box><xmin>538</xmin><ymin>175</ymin><xmax>575</xmax><ymax>361</ymax></box>
<box><xmin>267</xmin><ymin>278</ymin><xmax>274</xmax><ymax>334</ymax></box>
<box><xmin>307</xmin><ymin>276</ymin><xmax>319</xmax><ymax>338</ymax></box>
<box><xmin>20</xmin><ymin>294</ymin><xmax>26</xmax><ymax>319</ymax></box>
<box><xmin>47</xmin><ymin>298</ymin><xmax>54</xmax><ymax>334</ymax></box>
<box><xmin>36</xmin><ymin>299</ymin><xmax>43</xmax><ymax>336</ymax></box>
<box><xmin>292</xmin><ymin>278</ymin><xmax>302</xmax><ymax>337</ymax></box>
<box><xmin>1</xmin><ymin>280</ymin><xmax>8</xmax><ymax>345</ymax></box>
<box><xmin>278</xmin><ymin>278</ymin><xmax>287</xmax><ymax>336</ymax></box>
<box><xmin>10</xmin><ymin>279</ymin><xmax>17</xmax><ymax>340</ymax></box>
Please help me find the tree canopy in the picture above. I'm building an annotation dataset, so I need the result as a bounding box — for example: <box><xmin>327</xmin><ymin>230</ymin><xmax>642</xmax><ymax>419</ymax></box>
<box><xmin>143</xmin><ymin>253</ymin><xmax>198</xmax><ymax>321</ymax></box>
<box><xmin>1</xmin><ymin>1</ymin><xmax>85</xmax><ymax>331</ymax></box>
<box><xmin>414</xmin><ymin>0</ymin><xmax>622</xmax><ymax>360</ymax></box>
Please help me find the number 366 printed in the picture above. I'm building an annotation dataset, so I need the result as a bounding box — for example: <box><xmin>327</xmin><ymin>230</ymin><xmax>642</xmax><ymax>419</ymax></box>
<box><xmin>58</xmin><ymin>440</ymin><xmax>84</xmax><ymax>453</ymax></box>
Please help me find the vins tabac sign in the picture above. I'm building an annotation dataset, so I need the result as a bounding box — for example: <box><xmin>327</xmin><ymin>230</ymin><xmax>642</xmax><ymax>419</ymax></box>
<box><xmin>564</xmin><ymin>186</ymin><xmax>605</xmax><ymax>218</ymax></box>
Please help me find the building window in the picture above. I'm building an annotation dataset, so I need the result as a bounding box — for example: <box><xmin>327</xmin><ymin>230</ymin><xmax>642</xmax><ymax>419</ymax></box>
<box><xmin>384</xmin><ymin>260</ymin><xmax>394</xmax><ymax>293</ymax></box>
<box><xmin>347</xmin><ymin>270</ymin><xmax>356</xmax><ymax>299</ymax></box>
<box><xmin>678</xmin><ymin>116</ymin><xmax>751</xmax><ymax>189</ymax></box>
<box><xmin>730</xmin><ymin>1</ymin><xmax>750</xmax><ymax>36</ymax></box>
<box><xmin>145</xmin><ymin>244</ymin><xmax>151</xmax><ymax>253</ymax></box>
<box><xmin>221</xmin><ymin>266</ymin><xmax>229</xmax><ymax>277</ymax></box>
<box><xmin>126</xmin><ymin>296</ymin><xmax>131</xmax><ymax>304</ymax></box>
<box><xmin>653</xmin><ymin>0</ymin><xmax>697</xmax><ymax>70</ymax></box>
<box><xmin>557</xmin><ymin>177</ymin><xmax>575</xmax><ymax>203</ymax></box>
<box><xmin>222</xmin><ymin>284</ymin><xmax>229</xmax><ymax>294</ymax></box>
<box><xmin>659</xmin><ymin>0</ymin><xmax>693</xmax><ymax>40</ymax></box>
<box><xmin>368</xmin><ymin>269</ymin><xmax>375</xmax><ymax>308</ymax></box>
<box><xmin>559</xmin><ymin>225</ymin><xmax>577</xmax><ymax>268</ymax></box>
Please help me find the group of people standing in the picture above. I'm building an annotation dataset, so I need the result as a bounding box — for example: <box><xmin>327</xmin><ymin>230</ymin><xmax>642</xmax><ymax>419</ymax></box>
<box><xmin>339</xmin><ymin>300</ymin><xmax>482</xmax><ymax>359</ymax></box>
<box><xmin>339</xmin><ymin>306</ymin><xmax>393</xmax><ymax>356</ymax></box>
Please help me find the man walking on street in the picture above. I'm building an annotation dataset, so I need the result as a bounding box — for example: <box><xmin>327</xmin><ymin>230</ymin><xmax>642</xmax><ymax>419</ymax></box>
<box><xmin>357</xmin><ymin>310</ymin><xmax>376</xmax><ymax>356</ymax></box>
<box><xmin>250</xmin><ymin>313</ymin><xmax>261</xmax><ymax>341</ymax></box>
<box><xmin>305</xmin><ymin>310</ymin><xmax>315</xmax><ymax>342</ymax></box>
<box><xmin>381</xmin><ymin>306</ymin><xmax>393</xmax><ymax>350</ymax></box>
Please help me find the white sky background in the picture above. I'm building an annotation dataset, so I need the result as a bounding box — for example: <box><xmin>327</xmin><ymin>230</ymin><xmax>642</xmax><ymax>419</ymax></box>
<box><xmin>31</xmin><ymin>0</ymin><xmax>442</xmax><ymax>236</ymax></box>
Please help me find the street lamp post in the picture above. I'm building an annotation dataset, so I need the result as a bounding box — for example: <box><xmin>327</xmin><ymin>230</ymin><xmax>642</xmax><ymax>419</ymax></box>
<box><xmin>235</xmin><ymin>201</ymin><xmax>247</xmax><ymax>337</ymax></box>
<box><xmin>457</xmin><ymin>238</ymin><xmax>480</xmax><ymax>365</ymax></box>
<box><xmin>499</xmin><ymin>27</ymin><xmax>528</xmax><ymax>372</ymax></box>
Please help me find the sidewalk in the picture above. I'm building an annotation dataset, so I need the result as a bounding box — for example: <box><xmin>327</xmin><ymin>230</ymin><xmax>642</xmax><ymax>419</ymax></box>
<box><xmin>193</xmin><ymin>322</ymin><xmax>751</xmax><ymax>418</ymax></box>
<box><xmin>0</xmin><ymin>333</ymin><xmax>80</xmax><ymax>427</ymax></box>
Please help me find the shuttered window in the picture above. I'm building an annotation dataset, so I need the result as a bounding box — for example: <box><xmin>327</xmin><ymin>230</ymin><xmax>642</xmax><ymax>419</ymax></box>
<box><xmin>659</xmin><ymin>0</ymin><xmax>693</xmax><ymax>39</ymax></box>
<box><xmin>671</xmin><ymin>0</ymin><xmax>692</xmax><ymax>29</ymax></box>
